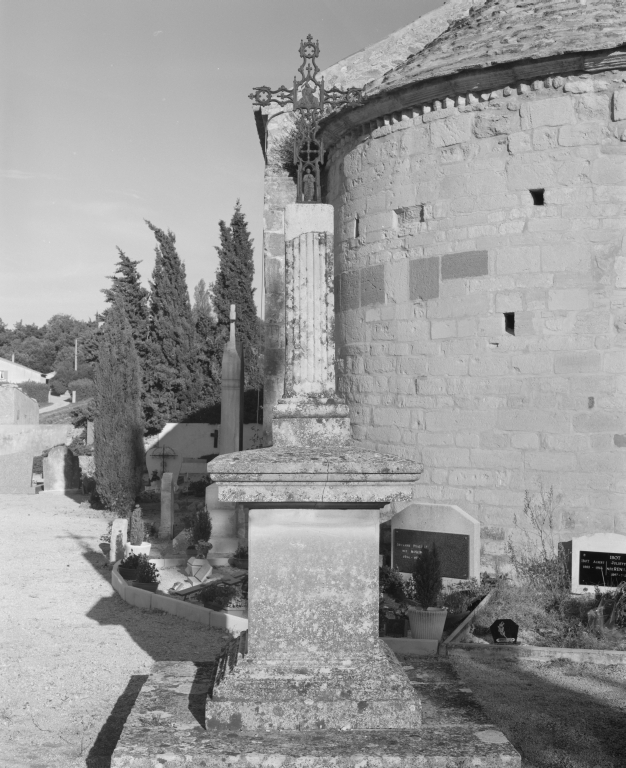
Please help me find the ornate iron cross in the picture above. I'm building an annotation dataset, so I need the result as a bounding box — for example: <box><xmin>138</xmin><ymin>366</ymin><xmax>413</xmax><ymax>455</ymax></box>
<box><xmin>249</xmin><ymin>35</ymin><xmax>362</xmax><ymax>204</ymax></box>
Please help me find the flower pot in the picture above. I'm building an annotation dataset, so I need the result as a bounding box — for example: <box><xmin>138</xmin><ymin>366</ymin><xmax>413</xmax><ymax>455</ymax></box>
<box><xmin>408</xmin><ymin>607</ymin><xmax>448</xmax><ymax>641</ymax></box>
<box><xmin>228</xmin><ymin>557</ymin><xmax>248</xmax><ymax>570</ymax></box>
<box><xmin>118</xmin><ymin>566</ymin><xmax>139</xmax><ymax>581</ymax></box>
<box><xmin>125</xmin><ymin>542</ymin><xmax>151</xmax><ymax>558</ymax></box>
<box><xmin>132</xmin><ymin>581</ymin><xmax>159</xmax><ymax>593</ymax></box>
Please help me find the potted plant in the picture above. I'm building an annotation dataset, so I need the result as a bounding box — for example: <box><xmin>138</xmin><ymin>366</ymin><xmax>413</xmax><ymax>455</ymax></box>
<box><xmin>125</xmin><ymin>505</ymin><xmax>151</xmax><ymax>557</ymax></box>
<box><xmin>118</xmin><ymin>552</ymin><xmax>140</xmax><ymax>581</ymax></box>
<box><xmin>229</xmin><ymin>544</ymin><xmax>248</xmax><ymax>570</ymax></box>
<box><xmin>133</xmin><ymin>554</ymin><xmax>160</xmax><ymax>592</ymax></box>
<box><xmin>406</xmin><ymin>544</ymin><xmax>448</xmax><ymax>641</ymax></box>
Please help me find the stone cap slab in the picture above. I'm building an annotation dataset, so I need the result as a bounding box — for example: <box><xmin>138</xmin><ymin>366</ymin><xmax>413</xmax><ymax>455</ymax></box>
<box><xmin>208</xmin><ymin>444</ymin><xmax>421</xmax><ymax>481</ymax></box>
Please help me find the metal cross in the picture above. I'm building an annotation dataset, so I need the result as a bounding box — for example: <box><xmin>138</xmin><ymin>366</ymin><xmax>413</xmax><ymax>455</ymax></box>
<box><xmin>210</xmin><ymin>429</ymin><xmax>219</xmax><ymax>449</ymax></box>
<box><xmin>150</xmin><ymin>445</ymin><xmax>177</xmax><ymax>475</ymax></box>
<box><xmin>249</xmin><ymin>35</ymin><xmax>362</xmax><ymax>204</ymax></box>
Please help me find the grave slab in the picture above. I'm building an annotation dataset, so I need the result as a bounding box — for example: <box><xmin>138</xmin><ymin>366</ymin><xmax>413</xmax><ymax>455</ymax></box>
<box><xmin>111</xmin><ymin>656</ymin><xmax>520</xmax><ymax>767</ymax></box>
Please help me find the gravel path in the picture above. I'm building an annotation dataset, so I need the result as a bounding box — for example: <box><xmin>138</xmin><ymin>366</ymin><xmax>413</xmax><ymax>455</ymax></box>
<box><xmin>0</xmin><ymin>493</ymin><xmax>228</xmax><ymax>768</ymax></box>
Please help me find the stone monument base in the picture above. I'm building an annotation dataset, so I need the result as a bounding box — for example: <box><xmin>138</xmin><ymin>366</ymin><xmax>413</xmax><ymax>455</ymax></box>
<box><xmin>111</xmin><ymin>657</ymin><xmax>521</xmax><ymax>767</ymax></box>
<box><xmin>207</xmin><ymin>642</ymin><xmax>421</xmax><ymax>731</ymax></box>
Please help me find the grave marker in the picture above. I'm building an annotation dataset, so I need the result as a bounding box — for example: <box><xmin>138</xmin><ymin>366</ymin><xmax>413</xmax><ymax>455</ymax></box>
<box><xmin>390</xmin><ymin>502</ymin><xmax>480</xmax><ymax>582</ymax></box>
<box><xmin>42</xmin><ymin>445</ymin><xmax>80</xmax><ymax>492</ymax></box>
<box><xmin>561</xmin><ymin>532</ymin><xmax>626</xmax><ymax>593</ymax></box>
<box><xmin>490</xmin><ymin>619</ymin><xmax>519</xmax><ymax>644</ymax></box>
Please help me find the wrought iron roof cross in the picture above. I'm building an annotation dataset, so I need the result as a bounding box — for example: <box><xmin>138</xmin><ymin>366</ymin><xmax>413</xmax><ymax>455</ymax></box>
<box><xmin>249</xmin><ymin>35</ymin><xmax>362</xmax><ymax>204</ymax></box>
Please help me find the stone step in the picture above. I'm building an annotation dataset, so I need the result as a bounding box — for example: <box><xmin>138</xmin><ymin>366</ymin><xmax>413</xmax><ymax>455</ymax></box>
<box><xmin>111</xmin><ymin>659</ymin><xmax>521</xmax><ymax>767</ymax></box>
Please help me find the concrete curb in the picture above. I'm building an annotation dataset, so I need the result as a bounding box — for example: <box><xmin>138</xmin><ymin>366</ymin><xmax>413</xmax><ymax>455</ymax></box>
<box><xmin>442</xmin><ymin>642</ymin><xmax>626</xmax><ymax>665</ymax></box>
<box><xmin>111</xmin><ymin>559</ymin><xmax>248</xmax><ymax>633</ymax></box>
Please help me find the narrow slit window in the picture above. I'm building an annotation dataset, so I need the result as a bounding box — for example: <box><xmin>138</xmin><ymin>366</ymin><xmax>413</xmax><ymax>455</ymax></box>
<box><xmin>530</xmin><ymin>189</ymin><xmax>545</xmax><ymax>206</ymax></box>
<box><xmin>354</xmin><ymin>216</ymin><xmax>360</xmax><ymax>238</ymax></box>
<box><xmin>504</xmin><ymin>312</ymin><xmax>515</xmax><ymax>335</ymax></box>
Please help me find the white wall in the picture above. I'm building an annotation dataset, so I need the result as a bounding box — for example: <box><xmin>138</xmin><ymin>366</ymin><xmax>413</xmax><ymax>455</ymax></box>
<box><xmin>144</xmin><ymin>422</ymin><xmax>263</xmax><ymax>478</ymax></box>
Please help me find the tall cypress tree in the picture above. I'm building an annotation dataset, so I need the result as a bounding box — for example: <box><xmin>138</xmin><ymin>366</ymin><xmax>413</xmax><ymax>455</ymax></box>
<box><xmin>210</xmin><ymin>201</ymin><xmax>262</xmax><ymax>390</ymax></box>
<box><xmin>94</xmin><ymin>298</ymin><xmax>145</xmax><ymax>516</ymax></box>
<box><xmin>191</xmin><ymin>279</ymin><xmax>220</xmax><ymax>416</ymax></box>
<box><xmin>102</xmin><ymin>248</ymin><xmax>149</xmax><ymax>357</ymax></box>
<box><xmin>143</xmin><ymin>221</ymin><xmax>199</xmax><ymax>433</ymax></box>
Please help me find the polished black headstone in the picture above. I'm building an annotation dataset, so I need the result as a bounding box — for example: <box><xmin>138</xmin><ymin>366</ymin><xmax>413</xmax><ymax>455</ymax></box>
<box><xmin>393</xmin><ymin>529</ymin><xmax>470</xmax><ymax>579</ymax></box>
<box><xmin>579</xmin><ymin>551</ymin><xmax>626</xmax><ymax>587</ymax></box>
<box><xmin>490</xmin><ymin>618</ymin><xmax>519</xmax><ymax>644</ymax></box>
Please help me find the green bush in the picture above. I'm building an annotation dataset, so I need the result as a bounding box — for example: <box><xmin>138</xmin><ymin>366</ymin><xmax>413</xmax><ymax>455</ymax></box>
<box><xmin>68</xmin><ymin>378</ymin><xmax>95</xmax><ymax>401</ymax></box>
<box><xmin>120</xmin><ymin>553</ymin><xmax>140</xmax><ymax>569</ymax></box>
<box><xmin>135</xmin><ymin>555</ymin><xmax>159</xmax><ymax>584</ymax></box>
<box><xmin>16</xmin><ymin>382</ymin><xmax>49</xmax><ymax>405</ymax></box>
<box><xmin>379</xmin><ymin>566</ymin><xmax>406</xmax><ymax>603</ymax></box>
<box><xmin>191</xmin><ymin>508</ymin><xmax>212</xmax><ymax>545</ymax></box>
<box><xmin>199</xmin><ymin>582</ymin><xmax>237</xmax><ymax>610</ymax></box>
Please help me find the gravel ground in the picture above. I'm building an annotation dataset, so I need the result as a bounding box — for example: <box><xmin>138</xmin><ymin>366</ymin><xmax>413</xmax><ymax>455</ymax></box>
<box><xmin>0</xmin><ymin>493</ymin><xmax>228</xmax><ymax>768</ymax></box>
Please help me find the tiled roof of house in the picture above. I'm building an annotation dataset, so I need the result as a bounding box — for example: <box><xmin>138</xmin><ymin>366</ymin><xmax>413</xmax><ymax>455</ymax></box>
<box><xmin>368</xmin><ymin>0</ymin><xmax>626</xmax><ymax>96</ymax></box>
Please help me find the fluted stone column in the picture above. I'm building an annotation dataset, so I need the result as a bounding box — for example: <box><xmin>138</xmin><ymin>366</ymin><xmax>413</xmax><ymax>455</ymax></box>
<box><xmin>284</xmin><ymin>204</ymin><xmax>335</xmax><ymax>398</ymax></box>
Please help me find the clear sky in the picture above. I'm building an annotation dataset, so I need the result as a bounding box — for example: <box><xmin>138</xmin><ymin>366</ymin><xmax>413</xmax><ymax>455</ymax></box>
<box><xmin>0</xmin><ymin>0</ymin><xmax>442</xmax><ymax>327</ymax></box>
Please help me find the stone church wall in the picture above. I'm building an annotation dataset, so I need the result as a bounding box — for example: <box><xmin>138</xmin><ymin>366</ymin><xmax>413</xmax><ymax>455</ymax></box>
<box><xmin>326</xmin><ymin>72</ymin><xmax>626</xmax><ymax>570</ymax></box>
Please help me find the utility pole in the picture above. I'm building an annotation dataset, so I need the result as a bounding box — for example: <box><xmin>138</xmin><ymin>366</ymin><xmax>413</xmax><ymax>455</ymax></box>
<box><xmin>74</xmin><ymin>338</ymin><xmax>78</xmax><ymax>371</ymax></box>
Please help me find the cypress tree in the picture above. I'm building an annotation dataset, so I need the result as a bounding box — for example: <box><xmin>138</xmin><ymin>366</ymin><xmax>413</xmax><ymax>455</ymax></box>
<box><xmin>192</xmin><ymin>279</ymin><xmax>220</xmax><ymax>411</ymax></box>
<box><xmin>143</xmin><ymin>221</ymin><xmax>199</xmax><ymax>433</ymax></box>
<box><xmin>102</xmin><ymin>248</ymin><xmax>149</xmax><ymax>357</ymax></box>
<box><xmin>94</xmin><ymin>299</ymin><xmax>145</xmax><ymax>516</ymax></box>
<box><xmin>210</xmin><ymin>201</ymin><xmax>262</xmax><ymax>390</ymax></box>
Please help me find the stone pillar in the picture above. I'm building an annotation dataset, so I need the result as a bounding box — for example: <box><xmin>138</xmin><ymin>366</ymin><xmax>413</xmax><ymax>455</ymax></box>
<box><xmin>42</xmin><ymin>445</ymin><xmax>80</xmax><ymax>492</ymax></box>
<box><xmin>159</xmin><ymin>472</ymin><xmax>174</xmax><ymax>539</ymax></box>
<box><xmin>283</xmin><ymin>204</ymin><xmax>335</xmax><ymax>397</ymax></box>
<box><xmin>218</xmin><ymin>304</ymin><xmax>242</xmax><ymax>455</ymax></box>
<box><xmin>204</xmin><ymin>484</ymin><xmax>238</xmax><ymax>565</ymax></box>
<box><xmin>109</xmin><ymin>518</ymin><xmax>128</xmax><ymax>565</ymax></box>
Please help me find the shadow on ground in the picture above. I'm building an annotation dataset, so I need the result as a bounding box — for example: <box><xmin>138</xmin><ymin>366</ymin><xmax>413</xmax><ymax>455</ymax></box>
<box><xmin>64</xmin><ymin>532</ymin><xmax>227</xmax><ymax>766</ymax></box>
<box><xmin>449</xmin><ymin>653</ymin><xmax>626</xmax><ymax>768</ymax></box>
<box><xmin>85</xmin><ymin>675</ymin><xmax>148</xmax><ymax>768</ymax></box>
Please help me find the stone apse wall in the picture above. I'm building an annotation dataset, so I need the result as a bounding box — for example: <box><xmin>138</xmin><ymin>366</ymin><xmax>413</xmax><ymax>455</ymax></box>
<box><xmin>322</xmin><ymin>72</ymin><xmax>626</xmax><ymax>568</ymax></box>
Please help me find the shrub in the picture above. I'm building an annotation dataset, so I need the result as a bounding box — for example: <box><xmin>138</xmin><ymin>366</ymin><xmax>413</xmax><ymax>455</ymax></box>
<box><xmin>409</xmin><ymin>544</ymin><xmax>443</xmax><ymax>609</ymax></box>
<box><xmin>68</xmin><ymin>378</ymin><xmax>95</xmax><ymax>401</ymax></box>
<box><xmin>135</xmin><ymin>555</ymin><xmax>159</xmax><ymax>584</ymax></box>
<box><xmin>120</xmin><ymin>553</ymin><xmax>140</xmax><ymax>569</ymax></box>
<box><xmin>233</xmin><ymin>543</ymin><xmax>248</xmax><ymax>559</ymax></box>
<box><xmin>199</xmin><ymin>582</ymin><xmax>237</xmax><ymax>610</ymax></box>
<box><xmin>16</xmin><ymin>382</ymin><xmax>49</xmax><ymax>405</ymax></box>
<box><xmin>191</xmin><ymin>508</ymin><xmax>212</xmax><ymax>545</ymax></box>
<box><xmin>379</xmin><ymin>566</ymin><xmax>406</xmax><ymax>603</ymax></box>
<box><xmin>128</xmin><ymin>505</ymin><xmax>145</xmax><ymax>545</ymax></box>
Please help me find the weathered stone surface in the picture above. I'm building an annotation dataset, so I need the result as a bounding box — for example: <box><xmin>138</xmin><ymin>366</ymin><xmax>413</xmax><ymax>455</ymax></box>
<box><xmin>42</xmin><ymin>445</ymin><xmax>80</xmax><ymax>492</ymax></box>
<box><xmin>410</xmin><ymin>256</ymin><xmax>439</xmax><ymax>301</ymax></box>
<box><xmin>159</xmin><ymin>472</ymin><xmax>174</xmax><ymax>539</ymax></box>
<box><xmin>0</xmin><ymin>386</ymin><xmax>38</xmax><ymax>425</ymax></box>
<box><xmin>111</xmin><ymin>657</ymin><xmax>521</xmax><ymax>766</ymax></box>
<box><xmin>441</xmin><ymin>251</ymin><xmax>489</xmax><ymax>281</ymax></box>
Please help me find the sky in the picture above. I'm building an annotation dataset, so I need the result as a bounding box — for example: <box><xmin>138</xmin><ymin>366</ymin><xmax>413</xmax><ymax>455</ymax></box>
<box><xmin>0</xmin><ymin>0</ymin><xmax>443</xmax><ymax>328</ymax></box>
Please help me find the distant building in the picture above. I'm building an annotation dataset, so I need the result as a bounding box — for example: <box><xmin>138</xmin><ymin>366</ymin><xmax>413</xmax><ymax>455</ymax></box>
<box><xmin>0</xmin><ymin>356</ymin><xmax>47</xmax><ymax>385</ymax></box>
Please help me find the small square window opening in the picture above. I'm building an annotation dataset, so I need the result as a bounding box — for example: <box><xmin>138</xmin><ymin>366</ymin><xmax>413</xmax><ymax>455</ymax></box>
<box><xmin>530</xmin><ymin>189</ymin><xmax>545</xmax><ymax>206</ymax></box>
<box><xmin>504</xmin><ymin>312</ymin><xmax>515</xmax><ymax>335</ymax></box>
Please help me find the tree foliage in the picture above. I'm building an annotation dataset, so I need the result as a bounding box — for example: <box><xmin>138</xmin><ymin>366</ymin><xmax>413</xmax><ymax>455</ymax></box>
<box><xmin>210</xmin><ymin>201</ymin><xmax>262</xmax><ymax>390</ymax></box>
<box><xmin>142</xmin><ymin>221</ymin><xmax>200</xmax><ymax>433</ymax></box>
<box><xmin>94</xmin><ymin>299</ymin><xmax>145</xmax><ymax>516</ymax></box>
<box><xmin>102</xmin><ymin>248</ymin><xmax>149</xmax><ymax>358</ymax></box>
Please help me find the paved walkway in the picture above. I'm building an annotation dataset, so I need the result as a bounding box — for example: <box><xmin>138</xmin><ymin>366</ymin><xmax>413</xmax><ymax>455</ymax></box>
<box><xmin>0</xmin><ymin>493</ymin><xmax>227</xmax><ymax>768</ymax></box>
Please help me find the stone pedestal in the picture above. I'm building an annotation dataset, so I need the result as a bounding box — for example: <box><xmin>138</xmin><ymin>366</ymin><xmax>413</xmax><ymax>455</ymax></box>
<box><xmin>159</xmin><ymin>472</ymin><xmax>174</xmax><ymax>539</ymax></box>
<box><xmin>208</xmin><ymin>506</ymin><xmax>420</xmax><ymax>731</ymax></box>
<box><xmin>206</xmin><ymin>203</ymin><xmax>423</xmax><ymax>733</ymax></box>
<box><xmin>205</xmin><ymin>483</ymin><xmax>238</xmax><ymax>565</ymax></box>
